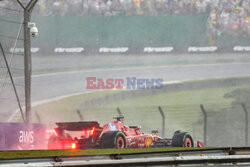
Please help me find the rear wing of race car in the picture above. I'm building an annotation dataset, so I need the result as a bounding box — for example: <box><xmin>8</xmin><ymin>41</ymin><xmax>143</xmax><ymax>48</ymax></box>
<box><xmin>55</xmin><ymin>121</ymin><xmax>101</xmax><ymax>131</ymax></box>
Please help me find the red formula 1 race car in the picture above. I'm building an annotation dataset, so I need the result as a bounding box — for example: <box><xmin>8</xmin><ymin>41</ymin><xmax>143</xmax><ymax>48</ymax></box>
<box><xmin>47</xmin><ymin>116</ymin><xmax>203</xmax><ymax>150</ymax></box>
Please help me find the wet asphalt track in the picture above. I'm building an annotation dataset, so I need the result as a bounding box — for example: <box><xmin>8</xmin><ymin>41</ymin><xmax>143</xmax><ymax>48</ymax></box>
<box><xmin>3</xmin><ymin>62</ymin><xmax>250</xmax><ymax>122</ymax></box>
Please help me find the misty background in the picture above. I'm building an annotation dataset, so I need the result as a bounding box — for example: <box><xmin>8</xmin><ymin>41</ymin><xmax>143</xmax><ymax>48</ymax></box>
<box><xmin>0</xmin><ymin>0</ymin><xmax>250</xmax><ymax>147</ymax></box>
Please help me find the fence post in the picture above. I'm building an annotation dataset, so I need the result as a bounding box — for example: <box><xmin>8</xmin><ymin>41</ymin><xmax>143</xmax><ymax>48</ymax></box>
<box><xmin>116</xmin><ymin>107</ymin><xmax>124</xmax><ymax>123</ymax></box>
<box><xmin>35</xmin><ymin>111</ymin><xmax>41</xmax><ymax>123</ymax></box>
<box><xmin>241</xmin><ymin>103</ymin><xmax>248</xmax><ymax>146</ymax></box>
<box><xmin>158</xmin><ymin>106</ymin><xmax>165</xmax><ymax>138</ymax></box>
<box><xmin>117</xmin><ymin>107</ymin><xmax>122</xmax><ymax>117</ymax></box>
<box><xmin>200</xmin><ymin>104</ymin><xmax>207</xmax><ymax>146</ymax></box>
<box><xmin>77</xmin><ymin>109</ymin><xmax>84</xmax><ymax>121</ymax></box>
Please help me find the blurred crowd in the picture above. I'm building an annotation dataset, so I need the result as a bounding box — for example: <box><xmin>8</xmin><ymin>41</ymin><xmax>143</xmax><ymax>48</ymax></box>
<box><xmin>207</xmin><ymin>0</ymin><xmax>250</xmax><ymax>37</ymax></box>
<box><xmin>35</xmin><ymin>0</ymin><xmax>213</xmax><ymax>16</ymax></box>
<box><xmin>0</xmin><ymin>0</ymin><xmax>221</xmax><ymax>16</ymax></box>
<box><xmin>0</xmin><ymin>0</ymin><xmax>249</xmax><ymax>36</ymax></box>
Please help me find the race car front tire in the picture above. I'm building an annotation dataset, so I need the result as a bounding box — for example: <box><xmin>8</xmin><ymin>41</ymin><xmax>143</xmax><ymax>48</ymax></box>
<box><xmin>171</xmin><ymin>131</ymin><xmax>194</xmax><ymax>147</ymax></box>
<box><xmin>99</xmin><ymin>131</ymin><xmax>126</xmax><ymax>149</ymax></box>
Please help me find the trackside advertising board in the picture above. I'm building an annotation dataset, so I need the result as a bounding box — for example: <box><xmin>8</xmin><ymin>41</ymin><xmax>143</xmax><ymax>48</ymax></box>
<box><xmin>0</xmin><ymin>123</ymin><xmax>46</xmax><ymax>150</ymax></box>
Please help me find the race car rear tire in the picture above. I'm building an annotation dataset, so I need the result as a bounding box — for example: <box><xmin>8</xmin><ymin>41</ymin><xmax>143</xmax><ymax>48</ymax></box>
<box><xmin>100</xmin><ymin>131</ymin><xmax>126</xmax><ymax>149</ymax></box>
<box><xmin>171</xmin><ymin>131</ymin><xmax>193</xmax><ymax>147</ymax></box>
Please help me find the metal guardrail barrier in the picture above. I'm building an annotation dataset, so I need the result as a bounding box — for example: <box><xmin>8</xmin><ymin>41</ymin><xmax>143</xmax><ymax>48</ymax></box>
<box><xmin>1</xmin><ymin>148</ymin><xmax>250</xmax><ymax>166</ymax></box>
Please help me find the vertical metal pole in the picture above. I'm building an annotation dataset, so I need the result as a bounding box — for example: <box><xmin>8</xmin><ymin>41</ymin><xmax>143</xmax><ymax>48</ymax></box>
<box><xmin>200</xmin><ymin>104</ymin><xmax>207</xmax><ymax>146</ymax></box>
<box><xmin>35</xmin><ymin>111</ymin><xmax>41</xmax><ymax>123</ymax></box>
<box><xmin>117</xmin><ymin>107</ymin><xmax>122</xmax><ymax>117</ymax></box>
<box><xmin>116</xmin><ymin>107</ymin><xmax>123</xmax><ymax>123</ymax></box>
<box><xmin>158</xmin><ymin>106</ymin><xmax>165</xmax><ymax>138</ymax></box>
<box><xmin>24</xmin><ymin>10</ymin><xmax>31</xmax><ymax>123</ymax></box>
<box><xmin>241</xmin><ymin>103</ymin><xmax>248</xmax><ymax>146</ymax></box>
<box><xmin>77</xmin><ymin>109</ymin><xmax>84</xmax><ymax>121</ymax></box>
<box><xmin>22</xmin><ymin>0</ymin><xmax>38</xmax><ymax>123</ymax></box>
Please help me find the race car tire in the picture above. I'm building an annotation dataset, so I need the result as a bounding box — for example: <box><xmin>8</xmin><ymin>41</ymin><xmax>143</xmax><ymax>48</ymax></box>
<box><xmin>99</xmin><ymin>131</ymin><xmax>126</xmax><ymax>149</ymax></box>
<box><xmin>171</xmin><ymin>131</ymin><xmax>193</xmax><ymax>147</ymax></box>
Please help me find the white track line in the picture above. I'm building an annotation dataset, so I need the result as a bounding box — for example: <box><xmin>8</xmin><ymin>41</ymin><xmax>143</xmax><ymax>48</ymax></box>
<box><xmin>7</xmin><ymin>91</ymin><xmax>94</xmax><ymax>122</ymax></box>
<box><xmin>7</xmin><ymin>62</ymin><xmax>250</xmax><ymax>122</ymax></box>
<box><xmin>8</xmin><ymin>80</ymin><xmax>185</xmax><ymax>122</ymax></box>
<box><xmin>28</xmin><ymin>62</ymin><xmax>250</xmax><ymax>78</ymax></box>
<box><xmin>2</xmin><ymin>62</ymin><xmax>250</xmax><ymax>81</ymax></box>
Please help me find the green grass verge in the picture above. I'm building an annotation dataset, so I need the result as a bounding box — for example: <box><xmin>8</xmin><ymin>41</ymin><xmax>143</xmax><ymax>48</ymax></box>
<box><xmin>79</xmin><ymin>86</ymin><xmax>249</xmax><ymax>139</ymax></box>
<box><xmin>32</xmin><ymin>90</ymin><xmax>121</xmax><ymax>126</ymax></box>
<box><xmin>33</xmin><ymin>78</ymin><xmax>250</xmax><ymax>140</ymax></box>
<box><xmin>0</xmin><ymin>147</ymin><xmax>214</xmax><ymax>159</ymax></box>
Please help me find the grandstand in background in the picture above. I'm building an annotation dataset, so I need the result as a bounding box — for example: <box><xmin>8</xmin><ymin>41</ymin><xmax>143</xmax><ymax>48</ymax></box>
<box><xmin>0</xmin><ymin>0</ymin><xmax>249</xmax><ymax>54</ymax></box>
